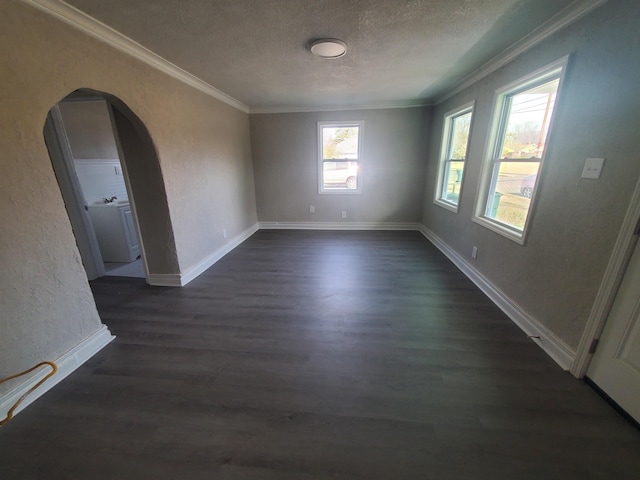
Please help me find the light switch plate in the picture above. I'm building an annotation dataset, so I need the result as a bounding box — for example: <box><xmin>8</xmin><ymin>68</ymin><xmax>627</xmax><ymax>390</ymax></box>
<box><xmin>581</xmin><ymin>158</ymin><xmax>605</xmax><ymax>179</ymax></box>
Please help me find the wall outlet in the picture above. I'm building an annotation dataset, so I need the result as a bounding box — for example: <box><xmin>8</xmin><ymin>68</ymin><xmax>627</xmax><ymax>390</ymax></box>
<box><xmin>310</xmin><ymin>205</ymin><xmax>315</xmax><ymax>213</ymax></box>
<box><xmin>472</xmin><ymin>246</ymin><xmax>478</xmax><ymax>259</ymax></box>
<box><xmin>342</xmin><ymin>210</ymin><xmax>347</xmax><ymax>219</ymax></box>
<box><xmin>223</xmin><ymin>228</ymin><xmax>227</xmax><ymax>239</ymax></box>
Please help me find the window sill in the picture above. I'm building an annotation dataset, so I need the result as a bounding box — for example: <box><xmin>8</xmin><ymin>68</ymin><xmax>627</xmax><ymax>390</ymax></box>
<box><xmin>472</xmin><ymin>215</ymin><xmax>526</xmax><ymax>245</ymax></box>
<box><xmin>434</xmin><ymin>199</ymin><xmax>459</xmax><ymax>214</ymax></box>
<box><xmin>319</xmin><ymin>189</ymin><xmax>361</xmax><ymax>195</ymax></box>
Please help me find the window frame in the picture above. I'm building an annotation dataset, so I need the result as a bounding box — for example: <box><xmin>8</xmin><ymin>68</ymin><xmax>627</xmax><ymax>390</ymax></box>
<box><xmin>473</xmin><ymin>56</ymin><xmax>569</xmax><ymax>244</ymax></box>
<box><xmin>434</xmin><ymin>101</ymin><xmax>475</xmax><ymax>213</ymax></box>
<box><xmin>318</xmin><ymin>120</ymin><xmax>364</xmax><ymax>195</ymax></box>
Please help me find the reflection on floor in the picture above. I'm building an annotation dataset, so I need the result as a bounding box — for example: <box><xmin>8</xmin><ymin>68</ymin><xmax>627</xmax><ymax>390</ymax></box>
<box><xmin>104</xmin><ymin>258</ymin><xmax>144</xmax><ymax>278</ymax></box>
<box><xmin>3</xmin><ymin>231</ymin><xmax>638</xmax><ymax>479</ymax></box>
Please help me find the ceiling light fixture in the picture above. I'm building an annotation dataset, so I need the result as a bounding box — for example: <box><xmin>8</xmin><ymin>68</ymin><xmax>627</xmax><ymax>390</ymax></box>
<box><xmin>310</xmin><ymin>39</ymin><xmax>347</xmax><ymax>59</ymax></box>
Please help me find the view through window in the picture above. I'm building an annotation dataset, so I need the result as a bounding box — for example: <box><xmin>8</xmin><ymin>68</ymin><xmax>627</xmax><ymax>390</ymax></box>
<box><xmin>436</xmin><ymin>103</ymin><xmax>473</xmax><ymax>210</ymax></box>
<box><xmin>318</xmin><ymin>121</ymin><xmax>362</xmax><ymax>193</ymax></box>
<box><xmin>479</xmin><ymin>66</ymin><xmax>563</xmax><ymax>238</ymax></box>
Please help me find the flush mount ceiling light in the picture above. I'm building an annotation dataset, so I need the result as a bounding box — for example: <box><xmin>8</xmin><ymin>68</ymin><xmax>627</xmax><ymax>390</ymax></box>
<box><xmin>310</xmin><ymin>39</ymin><xmax>347</xmax><ymax>59</ymax></box>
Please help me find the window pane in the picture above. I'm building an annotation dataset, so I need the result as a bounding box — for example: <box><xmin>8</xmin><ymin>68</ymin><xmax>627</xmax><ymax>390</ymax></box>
<box><xmin>323</xmin><ymin>126</ymin><xmax>359</xmax><ymax>159</ymax></box>
<box><xmin>487</xmin><ymin>161</ymin><xmax>540</xmax><ymax>230</ymax></box>
<box><xmin>500</xmin><ymin>79</ymin><xmax>559</xmax><ymax>159</ymax></box>
<box><xmin>442</xmin><ymin>161</ymin><xmax>464</xmax><ymax>204</ymax></box>
<box><xmin>323</xmin><ymin>161</ymin><xmax>358</xmax><ymax>190</ymax></box>
<box><xmin>448</xmin><ymin>112</ymin><xmax>472</xmax><ymax>160</ymax></box>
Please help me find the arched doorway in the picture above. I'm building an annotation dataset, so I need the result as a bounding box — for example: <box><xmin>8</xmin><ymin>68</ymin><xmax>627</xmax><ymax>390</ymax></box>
<box><xmin>43</xmin><ymin>89</ymin><xmax>179</xmax><ymax>283</ymax></box>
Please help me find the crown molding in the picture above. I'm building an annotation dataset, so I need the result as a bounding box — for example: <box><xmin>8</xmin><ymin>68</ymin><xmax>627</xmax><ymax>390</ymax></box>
<box><xmin>22</xmin><ymin>0</ymin><xmax>607</xmax><ymax>114</ymax></box>
<box><xmin>21</xmin><ymin>0</ymin><xmax>250</xmax><ymax>113</ymax></box>
<box><xmin>435</xmin><ymin>0</ymin><xmax>608</xmax><ymax>104</ymax></box>
<box><xmin>249</xmin><ymin>99</ymin><xmax>433</xmax><ymax>115</ymax></box>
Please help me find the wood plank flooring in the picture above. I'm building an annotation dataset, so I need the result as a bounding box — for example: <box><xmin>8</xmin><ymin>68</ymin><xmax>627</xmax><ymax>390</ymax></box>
<box><xmin>1</xmin><ymin>230</ymin><xmax>639</xmax><ymax>479</ymax></box>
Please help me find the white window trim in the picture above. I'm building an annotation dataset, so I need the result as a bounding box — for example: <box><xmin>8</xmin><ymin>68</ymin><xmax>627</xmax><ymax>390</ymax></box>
<box><xmin>434</xmin><ymin>100</ymin><xmax>475</xmax><ymax>214</ymax></box>
<box><xmin>318</xmin><ymin>120</ymin><xmax>364</xmax><ymax>195</ymax></box>
<box><xmin>472</xmin><ymin>55</ymin><xmax>570</xmax><ymax>244</ymax></box>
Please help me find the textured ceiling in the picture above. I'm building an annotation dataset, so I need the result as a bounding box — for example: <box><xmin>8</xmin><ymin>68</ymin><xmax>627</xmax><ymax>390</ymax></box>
<box><xmin>62</xmin><ymin>0</ymin><xmax>577</xmax><ymax>111</ymax></box>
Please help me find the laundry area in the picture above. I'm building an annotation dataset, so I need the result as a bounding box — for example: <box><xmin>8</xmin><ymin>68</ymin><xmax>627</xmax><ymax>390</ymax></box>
<box><xmin>54</xmin><ymin>97</ymin><xmax>144</xmax><ymax>278</ymax></box>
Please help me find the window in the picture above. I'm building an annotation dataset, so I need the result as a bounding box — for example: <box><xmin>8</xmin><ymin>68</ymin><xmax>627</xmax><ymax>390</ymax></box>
<box><xmin>474</xmin><ymin>57</ymin><xmax>567</xmax><ymax>243</ymax></box>
<box><xmin>434</xmin><ymin>102</ymin><xmax>474</xmax><ymax>212</ymax></box>
<box><xmin>318</xmin><ymin>121</ymin><xmax>363</xmax><ymax>194</ymax></box>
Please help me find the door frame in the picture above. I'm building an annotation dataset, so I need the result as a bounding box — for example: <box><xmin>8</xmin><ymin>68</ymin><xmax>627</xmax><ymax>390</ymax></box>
<box><xmin>571</xmin><ymin>173</ymin><xmax>640</xmax><ymax>377</ymax></box>
<box><xmin>105</xmin><ymin>102</ymin><xmax>150</xmax><ymax>280</ymax></box>
<box><xmin>45</xmin><ymin>104</ymin><xmax>106</xmax><ymax>280</ymax></box>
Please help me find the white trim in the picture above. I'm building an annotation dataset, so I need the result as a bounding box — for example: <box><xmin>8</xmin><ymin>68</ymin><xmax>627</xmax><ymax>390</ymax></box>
<box><xmin>179</xmin><ymin>223</ymin><xmax>259</xmax><ymax>286</ymax></box>
<box><xmin>20</xmin><ymin>0</ymin><xmax>605</xmax><ymax>114</ymax></box>
<box><xmin>435</xmin><ymin>0</ymin><xmax>608</xmax><ymax>104</ymax></box>
<box><xmin>571</xmin><ymin>174</ymin><xmax>640</xmax><ymax>377</ymax></box>
<box><xmin>433</xmin><ymin>100</ymin><xmax>475</xmax><ymax>214</ymax></box>
<box><xmin>472</xmin><ymin>216</ymin><xmax>527</xmax><ymax>245</ymax></box>
<box><xmin>73</xmin><ymin>158</ymin><xmax>121</xmax><ymax>166</ymax></box>
<box><xmin>106</xmin><ymin>103</ymin><xmax>151</xmax><ymax>283</ymax></box>
<box><xmin>144</xmin><ymin>222</ymin><xmax>419</xmax><ymax>286</ymax></box>
<box><xmin>250</xmin><ymin>100</ymin><xmax>432</xmax><ymax>115</ymax></box>
<box><xmin>46</xmin><ymin>105</ymin><xmax>106</xmax><ymax>280</ymax></box>
<box><xmin>472</xmin><ymin>55</ymin><xmax>570</xmax><ymax>246</ymax></box>
<box><xmin>258</xmin><ymin>222</ymin><xmax>420</xmax><ymax>231</ymax></box>
<box><xmin>318</xmin><ymin>120</ymin><xmax>364</xmax><ymax>195</ymax></box>
<box><xmin>147</xmin><ymin>223</ymin><xmax>259</xmax><ymax>287</ymax></box>
<box><xmin>419</xmin><ymin>225</ymin><xmax>575</xmax><ymax>370</ymax></box>
<box><xmin>0</xmin><ymin>325</ymin><xmax>114</xmax><ymax>421</ymax></box>
<box><xmin>21</xmin><ymin>0</ymin><xmax>249</xmax><ymax>113</ymax></box>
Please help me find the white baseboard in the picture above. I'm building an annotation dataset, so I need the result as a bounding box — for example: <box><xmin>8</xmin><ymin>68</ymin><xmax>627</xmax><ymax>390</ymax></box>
<box><xmin>0</xmin><ymin>325</ymin><xmax>114</xmax><ymax>421</ymax></box>
<box><xmin>149</xmin><ymin>222</ymin><xmax>417</xmax><ymax>287</ymax></box>
<box><xmin>150</xmin><ymin>223</ymin><xmax>259</xmax><ymax>287</ymax></box>
<box><xmin>145</xmin><ymin>221</ymin><xmax>574</xmax><ymax>370</ymax></box>
<box><xmin>258</xmin><ymin>221</ymin><xmax>421</xmax><ymax>231</ymax></box>
<box><xmin>419</xmin><ymin>225</ymin><xmax>575</xmax><ymax>371</ymax></box>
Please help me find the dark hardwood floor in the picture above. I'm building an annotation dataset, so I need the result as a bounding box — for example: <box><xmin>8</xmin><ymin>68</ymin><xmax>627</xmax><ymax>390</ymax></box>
<box><xmin>2</xmin><ymin>230</ymin><xmax>639</xmax><ymax>479</ymax></box>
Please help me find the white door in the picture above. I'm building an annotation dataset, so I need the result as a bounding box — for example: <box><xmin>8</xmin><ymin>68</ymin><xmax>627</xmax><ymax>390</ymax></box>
<box><xmin>588</xmin><ymin>237</ymin><xmax>640</xmax><ymax>422</ymax></box>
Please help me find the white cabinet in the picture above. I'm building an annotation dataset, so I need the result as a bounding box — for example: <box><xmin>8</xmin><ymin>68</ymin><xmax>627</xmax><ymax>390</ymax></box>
<box><xmin>87</xmin><ymin>203</ymin><xmax>140</xmax><ymax>263</ymax></box>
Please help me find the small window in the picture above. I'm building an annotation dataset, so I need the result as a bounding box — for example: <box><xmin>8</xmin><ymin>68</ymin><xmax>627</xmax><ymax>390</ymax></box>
<box><xmin>434</xmin><ymin>102</ymin><xmax>474</xmax><ymax>212</ymax></box>
<box><xmin>474</xmin><ymin>57</ymin><xmax>567</xmax><ymax>243</ymax></box>
<box><xmin>318</xmin><ymin>121</ymin><xmax>363</xmax><ymax>194</ymax></box>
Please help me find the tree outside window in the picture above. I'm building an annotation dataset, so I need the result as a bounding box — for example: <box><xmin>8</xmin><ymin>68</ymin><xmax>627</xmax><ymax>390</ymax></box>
<box><xmin>474</xmin><ymin>57</ymin><xmax>567</xmax><ymax>243</ymax></box>
<box><xmin>435</xmin><ymin>102</ymin><xmax>474</xmax><ymax>212</ymax></box>
<box><xmin>318</xmin><ymin>121</ymin><xmax>363</xmax><ymax>194</ymax></box>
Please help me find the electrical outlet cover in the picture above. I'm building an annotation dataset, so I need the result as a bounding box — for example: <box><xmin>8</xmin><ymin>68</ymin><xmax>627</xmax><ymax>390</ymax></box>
<box><xmin>581</xmin><ymin>158</ymin><xmax>605</xmax><ymax>179</ymax></box>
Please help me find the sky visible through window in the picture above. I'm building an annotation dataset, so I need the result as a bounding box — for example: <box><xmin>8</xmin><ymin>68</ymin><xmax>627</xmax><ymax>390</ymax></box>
<box><xmin>321</xmin><ymin>125</ymin><xmax>360</xmax><ymax>191</ymax></box>
<box><xmin>501</xmin><ymin>79</ymin><xmax>559</xmax><ymax>159</ymax></box>
<box><xmin>490</xmin><ymin>78</ymin><xmax>560</xmax><ymax>230</ymax></box>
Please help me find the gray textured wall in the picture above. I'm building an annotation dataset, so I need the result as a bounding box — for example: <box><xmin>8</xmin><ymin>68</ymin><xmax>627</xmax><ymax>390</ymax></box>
<box><xmin>421</xmin><ymin>0</ymin><xmax>640</xmax><ymax>350</ymax></box>
<box><xmin>0</xmin><ymin>1</ymin><xmax>256</xmax><ymax>383</ymax></box>
<box><xmin>251</xmin><ymin>108</ymin><xmax>430</xmax><ymax>224</ymax></box>
<box><xmin>58</xmin><ymin>100</ymin><xmax>119</xmax><ymax>160</ymax></box>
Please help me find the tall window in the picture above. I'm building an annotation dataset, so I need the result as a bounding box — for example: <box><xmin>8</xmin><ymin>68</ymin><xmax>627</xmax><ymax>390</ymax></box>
<box><xmin>318</xmin><ymin>121</ymin><xmax>363</xmax><ymax>194</ymax></box>
<box><xmin>435</xmin><ymin>102</ymin><xmax>474</xmax><ymax>212</ymax></box>
<box><xmin>474</xmin><ymin>58</ymin><xmax>567</xmax><ymax>243</ymax></box>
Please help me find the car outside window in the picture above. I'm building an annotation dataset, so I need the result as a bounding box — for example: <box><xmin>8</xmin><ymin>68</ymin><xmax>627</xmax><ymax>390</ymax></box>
<box><xmin>474</xmin><ymin>57</ymin><xmax>568</xmax><ymax>243</ymax></box>
<box><xmin>318</xmin><ymin>121</ymin><xmax>363</xmax><ymax>194</ymax></box>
